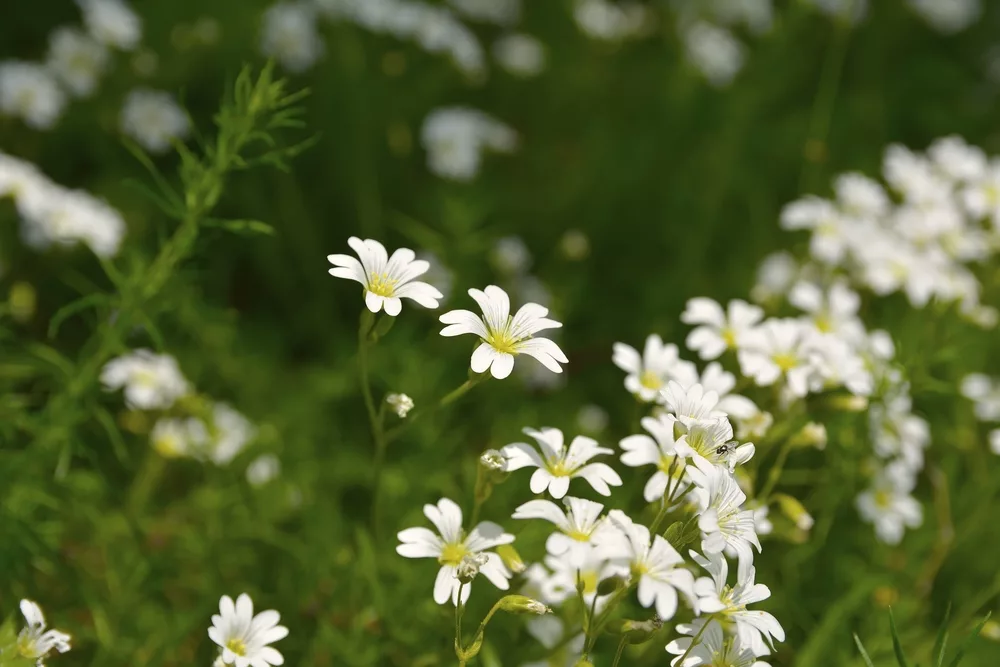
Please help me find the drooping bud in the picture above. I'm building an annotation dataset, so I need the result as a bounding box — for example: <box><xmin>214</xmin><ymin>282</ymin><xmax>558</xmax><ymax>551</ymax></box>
<box><xmin>385</xmin><ymin>393</ymin><xmax>414</xmax><ymax>419</ymax></box>
<box><xmin>826</xmin><ymin>394</ymin><xmax>869</xmax><ymax>412</ymax></box>
<box><xmin>789</xmin><ymin>421</ymin><xmax>827</xmax><ymax>450</ymax></box>
<box><xmin>455</xmin><ymin>553</ymin><xmax>489</xmax><ymax>584</ymax></box>
<box><xmin>475</xmin><ymin>449</ymin><xmax>509</xmax><ymax>504</ymax></box>
<box><xmin>497</xmin><ymin>595</ymin><xmax>550</xmax><ymax>615</ymax></box>
<box><xmin>774</xmin><ymin>493</ymin><xmax>814</xmax><ymax>531</ymax></box>
<box><xmin>596</xmin><ymin>574</ymin><xmax>628</xmax><ymax>596</ymax></box>
<box><xmin>607</xmin><ymin>616</ymin><xmax>663</xmax><ymax>644</ymax></box>
<box><xmin>496</xmin><ymin>544</ymin><xmax>525</xmax><ymax>574</ymax></box>
<box><xmin>9</xmin><ymin>282</ymin><xmax>37</xmax><ymax>323</ymax></box>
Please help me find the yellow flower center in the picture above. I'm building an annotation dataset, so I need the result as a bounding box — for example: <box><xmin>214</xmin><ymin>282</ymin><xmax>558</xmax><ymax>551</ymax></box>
<box><xmin>657</xmin><ymin>454</ymin><xmax>683</xmax><ymax>477</ymax></box>
<box><xmin>485</xmin><ymin>326</ymin><xmax>520</xmax><ymax>355</ymax></box>
<box><xmin>367</xmin><ymin>272</ymin><xmax>398</xmax><ymax>297</ymax></box>
<box><xmin>134</xmin><ymin>368</ymin><xmax>158</xmax><ymax>388</ymax></box>
<box><xmin>639</xmin><ymin>370</ymin><xmax>663</xmax><ymax>391</ymax></box>
<box><xmin>439</xmin><ymin>542</ymin><xmax>468</xmax><ymax>566</ymax></box>
<box><xmin>814</xmin><ymin>313</ymin><xmax>833</xmax><ymax>333</ymax></box>
<box><xmin>986</xmin><ymin>185</ymin><xmax>1000</xmax><ymax>205</ymax></box>
<box><xmin>226</xmin><ymin>638</ymin><xmax>247</xmax><ymax>656</ymax></box>
<box><xmin>153</xmin><ymin>434</ymin><xmax>182</xmax><ymax>458</ymax></box>
<box><xmin>18</xmin><ymin>638</ymin><xmax>40</xmax><ymax>659</ymax></box>
<box><xmin>580</xmin><ymin>570</ymin><xmax>598</xmax><ymax>594</ymax></box>
<box><xmin>566</xmin><ymin>528</ymin><xmax>591</xmax><ymax>542</ymax></box>
<box><xmin>874</xmin><ymin>490</ymin><xmax>892</xmax><ymax>508</ymax></box>
<box><xmin>722</xmin><ymin>327</ymin><xmax>737</xmax><ymax>348</ymax></box>
<box><xmin>772</xmin><ymin>352</ymin><xmax>799</xmax><ymax>372</ymax></box>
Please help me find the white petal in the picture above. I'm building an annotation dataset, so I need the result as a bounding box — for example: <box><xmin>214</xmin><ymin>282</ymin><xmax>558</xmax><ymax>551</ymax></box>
<box><xmin>470</xmin><ymin>343</ymin><xmax>498</xmax><ymax>374</ymax></box>
<box><xmin>547</xmin><ymin>475</ymin><xmax>570</xmax><ymax>499</ymax></box>
<box><xmin>439</xmin><ymin>309</ymin><xmax>489</xmax><ymax>338</ymax></box>
<box><xmin>396</xmin><ymin>281</ymin><xmax>442</xmax><ymax>308</ymax></box>
<box><xmin>529</xmin><ymin>468</ymin><xmax>553</xmax><ymax>494</ymax></box>
<box><xmin>424</xmin><ymin>498</ymin><xmax>464</xmax><ymax>543</ymax></box>
<box><xmin>489</xmin><ymin>352</ymin><xmax>515</xmax><ymax>379</ymax></box>
<box><xmin>364</xmin><ymin>291</ymin><xmax>384</xmax><ymax>313</ymax></box>
<box><xmin>433</xmin><ymin>565</ymin><xmax>458</xmax><ymax>604</ymax></box>
<box><xmin>382</xmin><ymin>297</ymin><xmax>402</xmax><ymax>316</ymax></box>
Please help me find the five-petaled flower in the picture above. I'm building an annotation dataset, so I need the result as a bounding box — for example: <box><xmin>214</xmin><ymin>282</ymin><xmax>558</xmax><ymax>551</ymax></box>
<box><xmin>208</xmin><ymin>593</ymin><xmax>289</xmax><ymax>667</ymax></box>
<box><xmin>501</xmin><ymin>427</ymin><xmax>622</xmax><ymax>499</ymax></box>
<box><xmin>328</xmin><ymin>237</ymin><xmax>443</xmax><ymax>316</ymax></box>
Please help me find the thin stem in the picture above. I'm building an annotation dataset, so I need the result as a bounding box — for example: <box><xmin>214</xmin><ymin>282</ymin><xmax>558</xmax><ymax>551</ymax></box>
<box><xmin>612</xmin><ymin>636</ymin><xmax>628</xmax><ymax>667</ymax></box>
<box><xmin>585</xmin><ymin>583</ymin><xmax>634</xmax><ymax>655</ymax></box>
<box><xmin>675</xmin><ymin>615</ymin><xmax>715</xmax><ymax>666</ymax></box>
<box><xmin>359</xmin><ymin>311</ymin><xmax>390</xmax><ymax>534</ymax></box>
<box><xmin>385</xmin><ymin>375</ymin><xmax>486</xmax><ymax>444</ymax></box>
<box><xmin>454</xmin><ymin>583</ymin><xmax>466</xmax><ymax>660</ymax></box>
<box><xmin>758</xmin><ymin>436</ymin><xmax>794</xmax><ymax>501</ymax></box>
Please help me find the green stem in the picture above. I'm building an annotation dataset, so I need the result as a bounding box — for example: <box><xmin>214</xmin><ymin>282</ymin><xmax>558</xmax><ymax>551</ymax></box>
<box><xmin>758</xmin><ymin>436</ymin><xmax>795</xmax><ymax>501</ymax></box>
<box><xmin>585</xmin><ymin>583</ymin><xmax>634</xmax><ymax>655</ymax></box>
<box><xmin>385</xmin><ymin>376</ymin><xmax>486</xmax><ymax>444</ymax></box>
<box><xmin>127</xmin><ymin>450</ymin><xmax>166</xmax><ymax>516</ymax></box>
<box><xmin>675</xmin><ymin>615</ymin><xmax>715</xmax><ymax>666</ymax></box>
<box><xmin>455</xmin><ymin>583</ymin><xmax>466</xmax><ymax>658</ymax></box>
<box><xmin>612</xmin><ymin>636</ymin><xmax>628</xmax><ymax>667</ymax></box>
<box><xmin>359</xmin><ymin>311</ymin><xmax>390</xmax><ymax>534</ymax></box>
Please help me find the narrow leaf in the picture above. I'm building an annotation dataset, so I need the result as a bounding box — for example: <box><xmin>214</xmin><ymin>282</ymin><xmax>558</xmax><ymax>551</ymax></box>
<box><xmin>889</xmin><ymin>608</ymin><xmax>911</xmax><ymax>667</ymax></box>
<box><xmin>946</xmin><ymin>612</ymin><xmax>992</xmax><ymax>667</ymax></box>
<box><xmin>95</xmin><ymin>408</ymin><xmax>130</xmax><ymax>464</ymax></box>
<box><xmin>854</xmin><ymin>634</ymin><xmax>876</xmax><ymax>667</ymax></box>
<box><xmin>48</xmin><ymin>293</ymin><xmax>109</xmax><ymax>339</ymax></box>
<box><xmin>204</xmin><ymin>218</ymin><xmax>276</xmax><ymax>236</ymax></box>
<box><xmin>933</xmin><ymin>603</ymin><xmax>952</xmax><ymax>667</ymax></box>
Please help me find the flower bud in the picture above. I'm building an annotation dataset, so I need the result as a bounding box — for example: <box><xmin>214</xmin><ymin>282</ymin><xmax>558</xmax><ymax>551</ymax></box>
<box><xmin>790</xmin><ymin>421</ymin><xmax>827</xmax><ymax>450</ymax></box>
<box><xmin>385</xmin><ymin>393</ymin><xmax>414</xmax><ymax>418</ymax></box>
<box><xmin>774</xmin><ymin>493</ymin><xmax>814</xmax><ymax>531</ymax></box>
<box><xmin>9</xmin><ymin>281</ymin><xmax>36</xmax><ymax>323</ymax></box>
<box><xmin>981</xmin><ymin>619</ymin><xmax>1000</xmax><ymax>642</ymax></box>
<box><xmin>496</xmin><ymin>544</ymin><xmax>525</xmax><ymax>574</ymax></box>
<box><xmin>497</xmin><ymin>595</ymin><xmax>550</xmax><ymax>615</ymax></box>
<box><xmin>607</xmin><ymin>616</ymin><xmax>663</xmax><ymax>644</ymax></box>
<box><xmin>475</xmin><ymin>449</ymin><xmax>509</xmax><ymax>504</ymax></box>
<box><xmin>826</xmin><ymin>394</ymin><xmax>869</xmax><ymax>412</ymax></box>
<box><xmin>455</xmin><ymin>553</ymin><xmax>488</xmax><ymax>584</ymax></box>
<box><xmin>573</xmin><ymin>659</ymin><xmax>594</xmax><ymax>667</ymax></box>
<box><xmin>596</xmin><ymin>574</ymin><xmax>628</xmax><ymax>596</ymax></box>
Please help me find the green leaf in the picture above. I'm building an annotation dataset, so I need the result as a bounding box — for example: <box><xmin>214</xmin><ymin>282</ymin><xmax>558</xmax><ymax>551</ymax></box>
<box><xmin>945</xmin><ymin>612</ymin><xmax>992</xmax><ymax>667</ymax></box>
<box><xmin>854</xmin><ymin>634</ymin><xmax>876</xmax><ymax>667</ymax></box>
<box><xmin>889</xmin><ymin>608</ymin><xmax>911</xmax><ymax>667</ymax></box>
<box><xmin>95</xmin><ymin>408</ymin><xmax>130</xmax><ymax>464</ymax></box>
<box><xmin>795</xmin><ymin>578</ymin><xmax>879</xmax><ymax>665</ymax></box>
<box><xmin>933</xmin><ymin>603</ymin><xmax>952</xmax><ymax>667</ymax></box>
<box><xmin>48</xmin><ymin>292</ymin><xmax>110</xmax><ymax>339</ymax></box>
<box><xmin>203</xmin><ymin>218</ymin><xmax>276</xmax><ymax>236</ymax></box>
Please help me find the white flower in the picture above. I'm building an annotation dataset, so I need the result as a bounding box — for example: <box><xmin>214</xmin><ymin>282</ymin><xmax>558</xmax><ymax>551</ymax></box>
<box><xmin>209</xmin><ymin>403</ymin><xmax>256</xmax><ymax>465</ymax></box>
<box><xmin>328</xmin><ymin>237</ymin><xmax>443</xmax><ymax>315</ymax></box>
<box><xmin>521</xmin><ymin>616</ymin><xmax>585</xmax><ymax>667</ymax></box>
<box><xmin>574</xmin><ymin>0</ymin><xmax>651</xmax><ymax>41</ymax></box>
<box><xmin>907</xmin><ymin>0</ymin><xmax>980</xmax><ymax>34</ymax></box>
<box><xmin>960</xmin><ymin>373</ymin><xmax>1000</xmax><ymax>421</ymax></box>
<box><xmin>682</xmin><ymin>298</ymin><xmax>764</xmax><ymax>360</ymax></box>
<box><xmin>737</xmin><ymin>319</ymin><xmax>816</xmax><ymax>397</ymax></box>
<box><xmin>421</xmin><ymin>108</ymin><xmax>517</xmax><ymax>181</ymax></box>
<box><xmin>694</xmin><ymin>362</ymin><xmax>759</xmax><ymax>421</ymax></box>
<box><xmin>788</xmin><ymin>280</ymin><xmax>864</xmax><ymax>340</ymax></box>
<box><xmin>928</xmin><ymin>135</ymin><xmax>987</xmax><ymax>182</ymax></box>
<box><xmin>620</xmin><ymin>415</ymin><xmax>687</xmax><ymax>502</ymax></box>
<box><xmin>990</xmin><ymin>428</ymin><xmax>1000</xmax><ymax>455</ymax></box>
<box><xmin>834</xmin><ymin>172</ymin><xmax>889</xmax><ymax>218</ymax></box>
<box><xmin>150</xmin><ymin>417</ymin><xmax>208</xmax><ymax>458</ymax></box>
<box><xmin>447</xmin><ymin>0</ymin><xmax>520</xmax><ymax>25</ymax></box>
<box><xmin>490</xmin><ymin>235</ymin><xmax>532</xmax><ymax>275</ymax></box>
<box><xmin>512</xmin><ymin>496</ymin><xmax>612</xmax><ymax>567</ymax></box>
<box><xmin>667</xmin><ymin>619</ymin><xmax>770</xmax><ymax>667</ymax></box>
<box><xmin>100</xmin><ymin>349</ymin><xmax>189</xmax><ymax>409</ymax></box>
<box><xmin>18</xmin><ymin>184</ymin><xmax>126</xmax><ymax>258</ymax></box>
<box><xmin>16</xmin><ymin>600</ymin><xmax>71</xmax><ymax>662</ymax></box>
<box><xmin>661</xmin><ymin>381</ymin><xmax>727</xmax><ymax>427</ymax></box>
<box><xmin>576</xmin><ymin>403</ymin><xmax>609</xmax><ymax>434</ymax></box>
<box><xmin>385</xmin><ymin>393</ymin><xmax>414</xmax><ymax>418</ymax></box>
<box><xmin>596</xmin><ymin>510</ymin><xmax>696</xmax><ymax>621</ymax></box>
<box><xmin>856</xmin><ymin>470</ymin><xmax>923</xmax><ymax>544</ymax></box>
<box><xmin>246</xmin><ymin>454</ymin><xmax>281</xmax><ymax>486</ymax></box>
<box><xmin>613</xmin><ymin>334</ymin><xmax>698</xmax><ymax>401</ymax></box>
<box><xmin>686</xmin><ymin>550</ymin><xmax>784</xmax><ymax>656</ymax></box>
<box><xmin>78</xmin><ymin>0</ymin><xmax>142</xmax><ymax>50</ymax></box>
<box><xmin>677</xmin><ymin>417</ymin><xmax>755</xmax><ymax>472</ymax></box>
<box><xmin>260</xmin><ymin>3</ymin><xmax>325</xmax><ymax>72</ymax></box>
<box><xmin>502</xmin><ymin>427</ymin><xmax>621</xmax><ymax>498</ymax></box>
<box><xmin>208</xmin><ymin>593</ymin><xmax>288</xmax><ymax>667</ymax></box>
<box><xmin>869</xmin><ymin>393</ymin><xmax>929</xmax><ymax>469</ymax></box>
<box><xmin>0</xmin><ymin>61</ymin><xmax>66</xmax><ymax>130</ymax></box>
<box><xmin>683</xmin><ymin>22</ymin><xmax>745</xmax><ymax>88</ymax></box>
<box><xmin>120</xmin><ymin>88</ymin><xmax>191</xmax><ymax>154</ymax></box>
<box><xmin>46</xmin><ymin>27</ymin><xmax>109</xmax><ymax>97</ymax></box>
<box><xmin>493</xmin><ymin>33</ymin><xmax>546</xmax><ymax>77</ymax></box>
<box><xmin>396</xmin><ymin>497</ymin><xmax>514</xmax><ymax>605</ymax></box>
<box><xmin>439</xmin><ymin>285</ymin><xmax>566</xmax><ymax>379</ymax></box>
<box><xmin>686</xmin><ymin>459</ymin><xmax>760</xmax><ymax>580</ymax></box>
<box><xmin>750</xmin><ymin>251</ymin><xmax>798</xmax><ymax>303</ymax></box>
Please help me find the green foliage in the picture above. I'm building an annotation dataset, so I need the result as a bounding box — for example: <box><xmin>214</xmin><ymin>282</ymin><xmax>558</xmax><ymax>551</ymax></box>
<box><xmin>853</xmin><ymin>609</ymin><xmax>993</xmax><ymax>667</ymax></box>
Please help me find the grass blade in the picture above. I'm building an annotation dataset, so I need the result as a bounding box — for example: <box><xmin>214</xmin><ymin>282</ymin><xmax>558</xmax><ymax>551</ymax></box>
<box><xmin>854</xmin><ymin>634</ymin><xmax>876</xmax><ymax>667</ymax></box>
<box><xmin>889</xmin><ymin>608</ymin><xmax>911</xmax><ymax>667</ymax></box>
<box><xmin>946</xmin><ymin>612</ymin><xmax>992</xmax><ymax>667</ymax></box>
<box><xmin>933</xmin><ymin>603</ymin><xmax>952</xmax><ymax>667</ymax></box>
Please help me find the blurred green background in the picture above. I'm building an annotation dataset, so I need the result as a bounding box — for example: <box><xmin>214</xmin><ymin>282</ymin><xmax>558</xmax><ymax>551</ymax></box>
<box><xmin>2</xmin><ymin>0</ymin><xmax>999</xmax><ymax>665</ymax></box>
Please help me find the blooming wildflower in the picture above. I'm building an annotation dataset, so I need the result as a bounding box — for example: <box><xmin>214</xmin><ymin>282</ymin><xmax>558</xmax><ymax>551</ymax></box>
<box><xmin>447</xmin><ymin>0</ymin><xmax>520</xmax><ymax>25</ymax></box>
<box><xmin>150</xmin><ymin>417</ymin><xmax>207</xmax><ymax>458</ymax></box>
<box><xmin>120</xmin><ymin>88</ymin><xmax>190</xmax><ymax>154</ymax></box>
<box><xmin>856</xmin><ymin>469</ymin><xmax>923</xmax><ymax>544</ymax></box>
<box><xmin>667</xmin><ymin>619</ymin><xmax>770</xmax><ymax>667</ymax></box>
<box><xmin>574</xmin><ymin>0</ymin><xmax>650</xmax><ymax>41</ymax></box>
<box><xmin>685</xmin><ymin>550</ymin><xmax>784</xmax><ymax>656</ymax></box>
<box><xmin>396</xmin><ymin>497</ymin><xmax>514</xmax><ymax>605</ymax></box>
<box><xmin>677</xmin><ymin>417</ymin><xmax>755</xmax><ymax>472</ymax></box>
<box><xmin>961</xmin><ymin>161</ymin><xmax>1000</xmax><ymax>227</ymax></box>
<box><xmin>683</xmin><ymin>22</ymin><xmax>745</xmax><ymax>88</ymax></box>
<box><xmin>439</xmin><ymin>285</ymin><xmax>566</xmax><ymax>379</ymax></box>
<box><xmin>750</xmin><ymin>251</ymin><xmax>797</xmax><ymax>303</ymax></box>
<box><xmin>576</xmin><ymin>403</ymin><xmax>609</xmax><ymax>434</ymax></box>
<box><xmin>18</xmin><ymin>184</ymin><xmax>126</xmax><ymax>258</ymax></box>
<box><xmin>661</xmin><ymin>381</ymin><xmax>727</xmax><ymax>427</ymax></box>
<box><xmin>908</xmin><ymin>0</ymin><xmax>980</xmax><ymax>33</ymax></box>
<box><xmin>46</xmin><ymin>27</ymin><xmax>109</xmax><ymax>97</ymax></box>
<box><xmin>735</xmin><ymin>409</ymin><xmax>772</xmax><ymax>441</ymax></box>
<box><xmin>596</xmin><ymin>510</ymin><xmax>696</xmax><ymax>621</ymax></box>
<box><xmin>260</xmin><ymin>2</ymin><xmax>325</xmax><ymax>72</ymax></box>
<box><xmin>780</xmin><ymin>196</ymin><xmax>857</xmax><ymax>265</ymax></box>
<box><xmin>869</xmin><ymin>392</ymin><xmax>929</xmax><ymax>470</ymax></box>
<box><xmin>0</xmin><ymin>61</ymin><xmax>66</xmax><ymax>130</ymax></box>
<box><xmin>209</xmin><ymin>403</ymin><xmax>256</xmax><ymax>465</ymax></box>
<box><xmin>421</xmin><ymin>108</ymin><xmax>517</xmax><ymax>181</ymax></box>
<box><xmin>77</xmin><ymin>0</ymin><xmax>141</xmax><ymax>49</ymax></box>
<box><xmin>788</xmin><ymin>279</ymin><xmax>864</xmax><ymax>340</ymax></box>
<box><xmin>456</xmin><ymin>552</ymin><xmax>489</xmax><ymax>583</ymax></box>
<box><xmin>682</xmin><ymin>298</ymin><xmax>764</xmax><ymax>360</ymax></box>
<box><xmin>208</xmin><ymin>593</ymin><xmax>288</xmax><ymax>667</ymax></box>
<box><xmin>246</xmin><ymin>454</ymin><xmax>281</xmax><ymax>487</ymax></box>
<box><xmin>16</xmin><ymin>600</ymin><xmax>71</xmax><ymax>663</ymax></box>
<box><xmin>328</xmin><ymin>237</ymin><xmax>443</xmax><ymax>315</ymax></box>
<box><xmin>620</xmin><ymin>415</ymin><xmax>687</xmax><ymax>502</ymax></box>
<box><xmin>489</xmin><ymin>235</ymin><xmax>532</xmax><ymax>275</ymax></box>
<box><xmin>928</xmin><ymin>135</ymin><xmax>987</xmax><ymax>182</ymax></box>
<box><xmin>521</xmin><ymin>616</ymin><xmax>585</xmax><ymax>667</ymax></box>
<box><xmin>493</xmin><ymin>33</ymin><xmax>546</xmax><ymax>77</ymax></box>
<box><xmin>502</xmin><ymin>427</ymin><xmax>622</xmax><ymax>498</ymax></box>
<box><xmin>385</xmin><ymin>393</ymin><xmax>414</xmax><ymax>418</ymax></box>
<box><xmin>0</xmin><ymin>151</ymin><xmax>44</xmax><ymax>199</ymax></box>
<box><xmin>512</xmin><ymin>496</ymin><xmax>613</xmax><ymax>567</ymax></box>
<box><xmin>960</xmin><ymin>373</ymin><xmax>1000</xmax><ymax>421</ymax></box>
<box><xmin>613</xmin><ymin>335</ymin><xmax>697</xmax><ymax>401</ymax></box>
<box><xmin>737</xmin><ymin>319</ymin><xmax>816</xmax><ymax>398</ymax></box>
<box><xmin>528</xmin><ymin>550</ymin><xmax>626</xmax><ymax>610</ymax></box>
<box><xmin>687</xmin><ymin>458</ymin><xmax>760</xmax><ymax>579</ymax></box>
<box><xmin>990</xmin><ymin>429</ymin><xmax>1000</xmax><ymax>455</ymax></box>
<box><xmin>834</xmin><ymin>171</ymin><xmax>890</xmax><ymax>218</ymax></box>
<box><xmin>100</xmin><ymin>349</ymin><xmax>189</xmax><ymax>410</ymax></box>
<box><xmin>696</xmin><ymin>362</ymin><xmax>759</xmax><ymax>421</ymax></box>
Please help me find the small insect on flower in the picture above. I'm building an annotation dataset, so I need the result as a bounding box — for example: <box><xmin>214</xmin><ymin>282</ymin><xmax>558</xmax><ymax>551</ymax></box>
<box><xmin>328</xmin><ymin>237</ymin><xmax>443</xmax><ymax>316</ymax></box>
<box><xmin>16</xmin><ymin>600</ymin><xmax>71</xmax><ymax>663</ymax></box>
<box><xmin>208</xmin><ymin>593</ymin><xmax>289</xmax><ymax>667</ymax></box>
<box><xmin>439</xmin><ymin>285</ymin><xmax>567</xmax><ymax>379</ymax></box>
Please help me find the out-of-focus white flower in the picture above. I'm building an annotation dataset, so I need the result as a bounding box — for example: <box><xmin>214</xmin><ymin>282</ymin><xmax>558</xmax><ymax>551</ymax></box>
<box><xmin>120</xmin><ymin>88</ymin><xmax>190</xmax><ymax>154</ymax></box>
<box><xmin>559</xmin><ymin>229</ymin><xmax>590</xmax><ymax>260</ymax></box>
<box><xmin>396</xmin><ymin>497</ymin><xmax>514</xmax><ymax>605</ymax></box>
<box><xmin>101</xmin><ymin>349</ymin><xmax>189</xmax><ymax>410</ymax></box>
<box><xmin>574</xmin><ymin>0</ymin><xmax>651</xmax><ymax>41</ymax></box>
<box><xmin>856</xmin><ymin>468</ymin><xmax>923</xmax><ymax>544</ymax></box>
<box><xmin>613</xmin><ymin>334</ymin><xmax>697</xmax><ymax>402</ymax></box>
<box><xmin>738</xmin><ymin>319</ymin><xmax>817</xmax><ymax>397</ymax></box>
<box><xmin>0</xmin><ymin>61</ymin><xmax>66</xmax><ymax>130</ymax></box>
<box><xmin>18</xmin><ymin>183</ymin><xmax>126</xmax><ymax>258</ymax></box>
<box><xmin>806</xmin><ymin>0</ymin><xmax>868</xmax><ymax>23</ymax></box>
<box><xmin>512</xmin><ymin>496</ymin><xmax>613</xmax><ymax>567</ymax></box>
<box><xmin>246</xmin><ymin>454</ymin><xmax>281</xmax><ymax>486</ymax></box>
<box><xmin>962</xmin><ymin>374</ymin><xmax>1000</xmax><ymax>420</ymax></box>
<box><xmin>683</xmin><ymin>22</ymin><xmax>745</xmax><ymax>88</ymax></box>
<box><xmin>682</xmin><ymin>298</ymin><xmax>764</xmax><ymax>360</ymax></box>
<box><xmin>576</xmin><ymin>403</ymin><xmax>609</xmax><ymax>434</ymax></box>
<box><xmin>328</xmin><ymin>237</ymin><xmax>443</xmax><ymax>315</ymax></box>
<box><xmin>0</xmin><ymin>151</ymin><xmax>45</xmax><ymax>199</ymax></box>
<box><xmin>386</xmin><ymin>392</ymin><xmax>414</xmax><ymax>418</ymax></box>
<box><xmin>989</xmin><ymin>428</ymin><xmax>1000</xmax><ymax>455</ymax></box>
<box><xmin>751</xmin><ymin>251</ymin><xmax>798</xmax><ymax>303</ymax></box>
<box><xmin>260</xmin><ymin>2</ymin><xmax>325</xmax><ymax>72</ymax></box>
<box><xmin>209</xmin><ymin>403</ymin><xmax>256</xmax><ymax>465</ymax></box>
<box><xmin>421</xmin><ymin>108</ymin><xmax>517</xmax><ymax>181</ymax></box>
<box><xmin>668</xmin><ymin>619</ymin><xmax>769</xmax><ymax>667</ymax></box>
<box><xmin>908</xmin><ymin>0</ymin><xmax>980</xmax><ymax>34</ymax></box>
<box><xmin>596</xmin><ymin>510</ymin><xmax>696</xmax><ymax>621</ymax></box>
<box><xmin>16</xmin><ymin>600</ymin><xmax>71</xmax><ymax>663</ymax></box>
<box><xmin>46</xmin><ymin>27</ymin><xmax>109</xmax><ymax>97</ymax></box>
<box><xmin>439</xmin><ymin>285</ymin><xmax>566</xmax><ymax>379</ymax></box>
<box><xmin>150</xmin><ymin>417</ymin><xmax>208</xmax><ymax>458</ymax></box>
<box><xmin>789</xmin><ymin>279</ymin><xmax>864</xmax><ymax>340</ymax></box>
<box><xmin>493</xmin><ymin>33</ymin><xmax>546</xmax><ymax>77</ymax></box>
<box><xmin>208</xmin><ymin>593</ymin><xmax>288</xmax><ymax>667</ymax></box>
<box><xmin>502</xmin><ymin>427</ymin><xmax>622</xmax><ymax>498</ymax></box>
<box><xmin>490</xmin><ymin>235</ymin><xmax>532</xmax><ymax>275</ymax></box>
<box><xmin>929</xmin><ymin>135</ymin><xmax>987</xmax><ymax>182</ymax></box>
<box><xmin>78</xmin><ymin>0</ymin><xmax>143</xmax><ymax>50</ymax></box>
<box><xmin>448</xmin><ymin>0</ymin><xmax>520</xmax><ymax>25</ymax></box>
<box><xmin>521</xmin><ymin>616</ymin><xmax>585</xmax><ymax>667</ymax></box>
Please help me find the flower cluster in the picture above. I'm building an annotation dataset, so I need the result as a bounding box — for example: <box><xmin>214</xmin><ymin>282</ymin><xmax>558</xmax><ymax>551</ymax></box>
<box><xmin>0</xmin><ymin>0</ymin><xmax>141</xmax><ymax>130</ymax></box>
<box><xmin>0</xmin><ymin>150</ymin><xmax>126</xmax><ymax>258</ymax></box>
<box><xmin>420</xmin><ymin>108</ymin><xmax>518</xmax><ymax>182</ymax></box>
<box><xmin>101</xmin><ymin>349</ymin><xmax>258</xmax><ymax>467</ymax></box>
